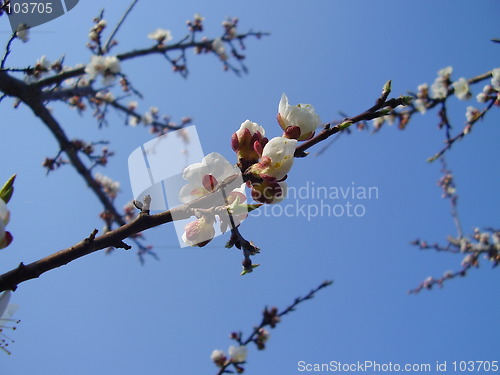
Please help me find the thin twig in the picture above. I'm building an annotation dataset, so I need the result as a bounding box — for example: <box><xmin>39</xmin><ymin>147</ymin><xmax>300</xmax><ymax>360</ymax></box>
<box><xmin>215</xmin><ymin>280</ymin><xmax>333</xmax><ymax>375</ymax></box>
<box><xmin>0</xmin><ymin>175</ymin><xmax>242</xmax><ymax>292</ymax></box>
<box><xmin>103</xmin><ymin>0</ymin><xmax>139</xmax><ymax>53</ymax></box>
<box><xmin>0</xmin><ymin>33</ymin><xmax>16</xmax><ymax>69</ymax></box>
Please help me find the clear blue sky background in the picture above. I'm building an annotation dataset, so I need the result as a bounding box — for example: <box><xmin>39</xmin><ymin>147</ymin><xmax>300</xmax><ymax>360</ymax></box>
<box><xmin>1</xmin><ymin>1</ymin><xmax>499</xmax><ymax>374</ymax></box>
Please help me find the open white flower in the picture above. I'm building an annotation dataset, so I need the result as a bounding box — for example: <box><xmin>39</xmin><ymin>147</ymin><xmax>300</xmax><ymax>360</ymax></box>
<box><xmin>179</xmin><ymin>153</ymin><xmax>240</xmax><ymax>203</ymax></box>
<box><xmin>465</xmin><ymin>106</ymin><xmax>479</xmax><ymax>123</ymax></box>
<box><xmin>431</xmin><ymin>81</ymin><xmax>447</xmax><ymax>99</ymax></box>
<box><xmin>212</xmin><ymin>38</ymin><xmax>228</xmax><ymax>61</ymax></box>
<box><xmin>85</xmin><ymin>55</ymin><xmax>121</xmax><ymax>84</ymax></box>
<box><xmin>15</xmin><ymin>24</ymin><xmax>29</xmax><ymax>43</ymax></box>
<box><xmin>438</xmin><ymin>66</ymin><xmax>453</xmax><ymax>78</ymax></box>
<box><xmin>430</xmin><ymin>66</ymin><xmax>453</xmax><ymax>99</ymax></box>
<box><xmin>228</xmin><ymin>345</ymin><xmax>247</xmax><ymax>363</ymax></box>
<box><xmin>278</xmin><ymin>93</ymin><xmax>321</xmax><ymax>141</ymax></box>
<box><xmin>491</xmin><ymin>67</ymin><xmax>500</xmax><ymax>90</ymax></box>
<box><xmin>36</xmin><ymin>55</ymin><xmax>51</xmax><ymax>70</ymax></box>
<box><xmin>452</xmin><ymin>78</ymin><xmax>470</xmax><ymax>100</ymax></box>
<box><xmin>248</xmin><ymin>137</ymin><xmax>297</xmax><ymax>180</ymax></box>
<box><xmin>147</xmin><ymin>28</ymin><xmax>173</xmax><ymax>43</ymax></box>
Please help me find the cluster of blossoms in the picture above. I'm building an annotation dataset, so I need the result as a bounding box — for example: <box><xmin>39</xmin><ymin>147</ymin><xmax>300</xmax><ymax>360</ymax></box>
<box><xmin>212</xmin><ymin>37</ymin><xmax>228</xmax><ymax>61</ymax></box>
<box><xmin>375</xmin><ymin>66</ymin><xmax>500</xmax><ymax>134</ymax></box>
<box><xmin>94</xmin><ymin>173</ymin><xmax>120</xmax><ymax>199</ymax></box>
<box><xmin>222</xmin><ymin>17</ymin><xmax>238</xmax><ymax>39</ymax></box>
<box><xmin>186</xmin><ymin>13</ymin><xmax>205</xmax><ymax>33</ymax></box>
<box><xmin>412</xmin><ymin>228</ymin><xmax>500</xmax><ymax>293</ymax></box>
<box><xmin>147</xmin><ymin>28</ymin><xmax>173</xmax><ymax>45</ymax></box>
<box><xmin>179</xmin><ymin>94</ymin><xmax>321</xmax><ymax>247</ymax></box>
<box><xmin>0</xmin><ymin>291</ymin><xmax>19</xmax><ymax>355</ymax></box>
<box><xmin>23</xmin><ymin>55</ymin><xmax>63</xmax><ymax>83</ymax></box>
<box><xmin>88</xmin><ymin>19</ymin><xmax>107</xmax><ymax>43</ymax></box>
<box><xmin>242</xmin><ymin>93</ymin><xmax>321</xmax><ymax>204</ymax></box>
<box><xmin>469</xmin><ymin>67</ymin><xmax>500</xmax><ymax>118</ymax></box>
<box><xmin>84</xmin><ymin>55</ymin><xmax>121</xmax><ymax>85</ymax></box>
<box><xmin>430</xmin><ymin>66</ymin><xmax>453</xmax><ymax>99</ymax></box>
<box><xmin>210</xmin><ymin>312</ymin><xmax>274</xmax><ymax>372</ymax></box>
<box><xmin>211</xmin><ymin>345</ymin><xmax>248</xmax><ymax>372</ymax></box>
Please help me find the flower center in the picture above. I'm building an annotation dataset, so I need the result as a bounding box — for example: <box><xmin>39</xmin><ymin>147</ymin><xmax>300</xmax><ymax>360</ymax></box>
<box><xmin>202</xmin><ymin>174</ymin><xmax>219</xmax><ymax>192</ymax></box>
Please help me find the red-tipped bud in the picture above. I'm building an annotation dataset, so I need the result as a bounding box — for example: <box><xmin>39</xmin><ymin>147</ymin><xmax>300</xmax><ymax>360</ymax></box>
<box><xmin>231</xmin><ymin>132</ymin><xmax>240</xmax><ymax>152</ymax></box>
<box><xmin>253</xmin><ymin>140</ymin><xmax>263</xmax><ymax>157</ymax></box>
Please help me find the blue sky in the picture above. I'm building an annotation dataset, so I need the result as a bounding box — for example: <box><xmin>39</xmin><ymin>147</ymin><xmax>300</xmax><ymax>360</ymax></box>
<box><xmin>1</xmin><ymin>1</ymin><xmax>499</xmax><ymax>374</ymax></box>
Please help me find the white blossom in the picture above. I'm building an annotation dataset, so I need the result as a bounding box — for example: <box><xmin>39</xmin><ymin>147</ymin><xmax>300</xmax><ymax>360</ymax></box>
<box><xmin>95</xmin><ymin>91</ymin><xmax>115</xmax><ymax>102</ymax></box>
<box><xmin>128</xmin><ymin>116</ymin><xmax>139</xmax><ymax>127</ymax></box>
<box><xmin>194</xmin><ymin>13</ymin><xmax>205</xmax><ymax>22</ymax></box>
<box><xmin>413</xmin><ymin>98</ymin><xmax>427</xmax><ymax>114</ymax></box>
<box><xmin>181</xmin><ymin>216</ymin><xmax>215</xmax><ymax>247</ymax></box>
<box><xmin>277</xmin><ymin>93</ymin><xmax>321</xmax><ymax>140</ymax></box>
<box><xmin>452</xmin><ymin>77</ymin><xmax>470</xmax><ymax>100</ymax></box>
<box><xmin>179</xmin><ymin>153</ymin><xmax>240</xmax><ymax>203</ymax></box>
<box><xmin>84</xmin><ymin>55</ymin><xmax>121</xmax><ymax>83</ymax></box>
<box><xmin>36</xmin><ymin>55</ymin><xmax>51</xmax><ymax>70</ymax></box>
<box><xmin>417</xmin><ymin>83</ymin><xmax>428</xmax><ymax>97</ymax></box>
<box><xmin>15</xmin><ymin>24</ymin><xmax>29</xmax><ymax>43</ymax></box>
<box><xmin>249</xmin><ymin>137</ymin><xmax>297</xmax><ymax>180</ymax></box>
<box><xmin>465</xmin><ymin>106</ymin><xmax>479</xmax><ymax>123</ymax></box>
<box><xmin>431</xmin><ymin>80</ymin><xmax>448</xmax><ymax>99</ymax></box>
<box><xmin>147</xmin><ymin>28</ymin><xmax>173</xmax><ymax>43</ymax></box>
<box><xmin>476</xmin><ymin>92</ymin><xmax>488</xmax><ymax>103</ymax></box>
<box><xmin>210</xmin><ymin>349</ymin><xmax>226</xmax><ymax>367</ymax></box>
<box><xmin>142</xmin><ymin>112</ymin><xmax>153</xmax><ymax>125</ymax></box>
<box><xmin>430</xmin><ymin>66</ymin><xmax>453</xmax><ymax>99</ymax></box>
<box><xmin>491</xmin><ymin>67</ymin><xmax>500</xmax><ymax>90</ymax></box>
<box><xmin>212</xmin><ymin>38</ymin><xmax>228</xmax><ymax>61</ymax></box>
<box><xmin>438</xmin><ymin>66</ymin><xmax>453</xmax><ymax>78</ymax></box>
<box><xmin>228</xmin><ymin>345</ymin><xmax>247</xmax><ymax>363</ymax></box>
<box><xmin>94</xmin><ymin>173</ymin><xmax>120</xmax><ymax>198</ymax></box>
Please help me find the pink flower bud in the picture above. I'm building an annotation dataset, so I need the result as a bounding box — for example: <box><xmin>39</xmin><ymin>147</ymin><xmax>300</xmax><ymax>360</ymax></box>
<box><xmin>183</xmin><ymin>216</ymin><xmax>215</xmax><ymax>247</ymax></box>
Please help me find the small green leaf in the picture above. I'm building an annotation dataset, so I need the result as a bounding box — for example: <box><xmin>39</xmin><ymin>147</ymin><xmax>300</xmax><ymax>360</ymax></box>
<box><xmin>338</xmin><ymin>121</ymin><xmax>353</xmax><ymax>130</ymax></box>
<box><xmin>382</xmin><ymin>80</ymin><xmax>392</xmax><ymax>94</ymax></box>
<box><xmin>0</xmin><ymin>175</ymin><xmax>16</xmax><ymax>204</ymax></box>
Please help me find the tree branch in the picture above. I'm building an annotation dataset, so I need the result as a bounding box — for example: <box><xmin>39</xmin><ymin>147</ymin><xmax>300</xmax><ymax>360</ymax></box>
<box><xmin>0</xmin><ymin>175</ymin><xmax>242</xmax><ymax>292</ymax></box>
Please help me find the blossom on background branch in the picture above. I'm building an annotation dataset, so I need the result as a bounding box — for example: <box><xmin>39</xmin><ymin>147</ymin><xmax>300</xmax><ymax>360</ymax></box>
<box><xmin>409</xmin><ymin>160</ymin><xmax>499</xmax><ymax>294</ymax></box>
<box><xmin>315</xmin><ymin>65</ymin><xmax>499</xmax><ymax>161</ymax></box>
<box><xmin>210</xmin><ymin>280</ymin><xmax>333</xmax><ymax>374</ymax></box>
